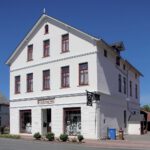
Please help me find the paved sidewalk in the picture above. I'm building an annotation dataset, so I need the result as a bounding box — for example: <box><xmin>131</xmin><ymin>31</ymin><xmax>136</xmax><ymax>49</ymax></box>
<box><xmin>84</xmin><ymin>133</ymin><xmax>150</xmax><ymax>149</ymax></box>
<box><xmin>84</xmin><ymin>139</ymin><xmax>150</xmax><ymax>149</ymax></box>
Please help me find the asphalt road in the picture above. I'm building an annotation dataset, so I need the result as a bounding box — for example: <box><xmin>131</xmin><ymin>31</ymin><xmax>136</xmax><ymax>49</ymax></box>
<box><xmin>0</xmin><ymin>138</ymin><xmax>145</xmax><ymax>150</ymax></box>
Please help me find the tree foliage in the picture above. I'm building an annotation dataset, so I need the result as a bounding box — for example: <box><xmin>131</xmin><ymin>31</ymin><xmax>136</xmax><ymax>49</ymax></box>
<box><xmin>142</xmin><ymin>105</ymin><xmax>150</xmax><ymax>112</ymax></box>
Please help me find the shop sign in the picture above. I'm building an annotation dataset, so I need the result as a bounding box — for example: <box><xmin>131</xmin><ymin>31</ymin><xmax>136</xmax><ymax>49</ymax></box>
<box><xmin>38</xmin><ymin>99</ymin><xmax>55</xmax><ymax>105</ymax></box>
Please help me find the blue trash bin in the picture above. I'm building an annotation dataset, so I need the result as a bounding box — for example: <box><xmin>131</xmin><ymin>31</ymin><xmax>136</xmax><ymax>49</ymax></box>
<box><xmin>108</xmin><ymin>128</ymin><xmax>116</xmax><ymax>140</ymax></box>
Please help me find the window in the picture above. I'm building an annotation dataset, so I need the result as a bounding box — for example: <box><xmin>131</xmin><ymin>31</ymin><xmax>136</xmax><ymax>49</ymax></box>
<box><xmin>123</xmin><ymin>77</ymin><xmax>126</xmax><ymax>94</ymax></box>
<box><xmin>61</xmin><ymin>66</ymin><xmax>69</xmax><ymax>88</ymax></box>
<box><xmin>79</xmin><ymin>63</ymin><xmax>88</xmax><ymax>85</ymax></box>
<box><xmin>44</xmin><ymin>24</ymin><xmax>49</xmax><ymax>34</ymax></box>
<box><xmin>0</xmin><ymin>116</ymin><xmax>1</xmax><ymax>127</ymax></box>
<box><xmin>64</xmin><ymin>108</ymin><xmax>81</xmax><ymax>135</ymax></box>
<box><xmin>20</xmin><ymin>110</ymin><xmax>31</xmax><ymax>133</ymax></box>
<box><xmin>123</xmin><ymin>64</ymin><xmax>126</xmax><ymax>70</ymax></box>
<box><xmin>27</xmin><ymin>45</ymin><xmax>33</xmax><ymax>61</ymax></box>
<box><xmin>62</xmin><ymin>34</ymin><xmax>69</xmax><ymax>52</ymax></box>
<box><xmin>130</xmin><ymin>80</ymin><xmax>132</xmax><ymax>96</ymax></box>
<box><xmin>124</xmin><ymin>110</ymin><xmax>127</xmax><ymax>128</ymax></box>
<box><xmin>116</xmin><ymin>56</ymin><xmax>120</xmax><ymax>66</ymax></box>
<box><xmin>118</xmin><ymin>74</ymin><xmax>122</xmax><ymax>92</ymax></box>
<box><xmin>27</xmin><ymin>73</ymin><xmax>33</xmax><ymax>92</ymax></box>
<box><xmin>15</xmin><ymin>76</ymin><xmax>20</xmax><ymax>94</ymax></box>
<box><xmin>135</xmin><ymin>84</ymin><xmax>138</xmax><ymax>99</ymax></box>
<box><xmin>135</xmin><ymin>73</ymin><xmax>137</xmax><ymax>79</ymax></box>
<box><xmin>43</xmin><ymin>70</ymin><xmax>50</xmax><ymax>90</ymax></box>
<box><xmin>104</xmin><ymin>49</ymin><xmax>107</xmax><ymax>57</ymax></box>
<box><xmin>43</xmin><ymin>40</ymin><xmax>50</xmax><ymax>57</ymax></box>
<box><xmin>0</xmin><ymin>105</ymin><xmax>1</xmax><ymax>112</ymax></box>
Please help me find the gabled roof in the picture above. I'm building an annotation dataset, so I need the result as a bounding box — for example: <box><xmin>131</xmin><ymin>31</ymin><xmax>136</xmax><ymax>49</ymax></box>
<box><xmin>6</xmin><ymin>13</ymin><xmax>143</xmax><ymax>77</ymax></box>
<box><xmin>125</xmin><ymin>60</ymin><xmax>143</xmax><ymax>77</ymax></box>
<box><xmin>6</xmin><ymin>14</ymin><xmax>100</xmax><ymax>65</ymax></box>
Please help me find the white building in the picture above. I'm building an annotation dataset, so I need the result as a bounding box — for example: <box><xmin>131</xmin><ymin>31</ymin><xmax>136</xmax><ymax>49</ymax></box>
<box><xmin>6</xmin><ymin>14</ymin><xmax>142</xmax><ymax>139</ymax></box>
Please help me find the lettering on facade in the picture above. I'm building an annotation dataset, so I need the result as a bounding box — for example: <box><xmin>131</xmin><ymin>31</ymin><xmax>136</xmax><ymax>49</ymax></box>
<box><xmin>38</xmin><ymin>99</ymin><xmax>55</xmax><ymax>105</ymax></box>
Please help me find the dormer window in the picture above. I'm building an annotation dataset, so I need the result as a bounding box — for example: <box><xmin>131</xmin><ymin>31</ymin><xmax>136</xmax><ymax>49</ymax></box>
<box><xmin>44</xmin><ymin>24</ymin><xmax>49</xmax><ymax>34</ymax></box>
<box><xmin>104</xmin><ymin>49</ymin><xmax>107</xmax><ymax>57</ymax></box>
<box><xmin>116</xmin><ymin>56</ymin><xmax>120</xmax><ymax>66</ymax></box>
<box><xmin>135</xmin><ymin>73</ymin><xmax>137</xmax><ymax>79</ymax></box>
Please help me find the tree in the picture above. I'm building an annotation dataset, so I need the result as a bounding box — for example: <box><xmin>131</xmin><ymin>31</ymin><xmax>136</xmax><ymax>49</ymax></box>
<box><xmin>142</xmin><ymin>105</ymin><xmax>150</xmax><ymax>112</ymax></box>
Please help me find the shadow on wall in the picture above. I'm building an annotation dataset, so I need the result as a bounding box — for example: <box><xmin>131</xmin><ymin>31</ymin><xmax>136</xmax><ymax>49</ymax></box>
<box><xmin>97</xmin><ymin>49</ymin><xmax>127</xmax><ymax>137</ymax></box>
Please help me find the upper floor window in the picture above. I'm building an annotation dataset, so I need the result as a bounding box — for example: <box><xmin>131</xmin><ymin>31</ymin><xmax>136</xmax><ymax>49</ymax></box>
<box><xmin>116</xmin><ymin>56</ymin><xmax>120</xmax><ymax>66</ymax></box>
<box><xmin>123</xmin><ymin>64</ymin><xmax>126</xmax><ymax>70</ymax></box>
<box><xmin>123</xmin><ymin>77</ymin><xmax>126</xmax><ymax>94</ymax></box>
<box><xmin>135</xmin><ymin>84</ymin><xmax>138</xmax><ymax>99</ymax></box>
<box><xmin>0</xmin><ymin>116</ymin><xmax>1</xmax><ymax>126</ymax></box>
<box><xmin>118</xmin><ymin>74</ymin><xmax>122</xmax><ymax>92</ymax></box>
<box><xmin>124</xmin><ymin>110</ymin><xmax>127</xmax><ymax>128</ymax></box>
<box><xmin>43</xmin><ymin>40</ymin><xmax>50</xmax><ymax>57</ymax></box>
<box><xmin>79</xmin><ymin>63</ymin><xmax>88</xmax><ymax>85</ymax></box>
<box><xmin>15</xmin><ymin>76</ymin><xmax>20</xmax><ymax>94</ymax></box>
<box><xmin>44</xmin><ymin>24</ymin><xmax>49</xmax><ymax>34</ymax></box>
<box><xmin>43</xmin><ymin>70</ymin><xmax>50</xmax><ymax>90</ymax></box>
<box><xmin>61</xmin><ymin>66</ymin><xmax>69</xmax><ymax>88</ymax></box>
<box><xmin>135</xmin><ymin>73</ymin><xmax>138</xmax><ymax>79</ymax></box>
<box><xmin>104</xmin><ymin>49</ymin><xmax>107</xmax><ymax>57</ymax></box>
<box><xmin>130</xmin><ymin>80</ymin><xmax>132</xmax><ymax>97</ymax></box>
<box><xmin>62</xmin><ymin>34</ymin><xmax>69</xmax><ymax>53</ymax></box>
<box><xmin>27</xmin><ymin>73</ymin><xmax>33</xmax><ymax>92</ymax></box>
<box><xmin>27</xmin><ymin>45</ymin><xmax>33</xmax><ymax>61</ymax></box>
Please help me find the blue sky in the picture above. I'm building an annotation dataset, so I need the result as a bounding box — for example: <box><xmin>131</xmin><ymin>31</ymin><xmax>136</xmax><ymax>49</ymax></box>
<box><xmin>0</xmin><ymin>0</ymin><xmax>149</xmax><ymax>105</ymax></box>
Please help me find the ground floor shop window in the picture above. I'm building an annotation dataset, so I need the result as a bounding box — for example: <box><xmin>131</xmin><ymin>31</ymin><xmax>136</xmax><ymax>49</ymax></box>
<box><xmin>20</xmin><ymin>110</ymin><xmax>32</xmax><ymax>133</ymax></box>
<box><xmin>64</xmin><ymin>108</ymin><xmax>81</xmax><ymax>136</ymax></box>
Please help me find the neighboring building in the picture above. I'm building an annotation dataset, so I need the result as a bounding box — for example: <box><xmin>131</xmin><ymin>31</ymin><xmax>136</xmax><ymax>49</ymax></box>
<box><xmin>0</xmin><ymin>94</ymin><xmax>9</xmax><ymax>127</ymax></box>
<box><xmin>6</xmin><ymin>14</ymin><xmax>142</xmax><ymax>139</ymax></box>
<box><xmin>140</xmin><ymin>110</ymin><xmax>150</xmax><ymax>133</ymax></box>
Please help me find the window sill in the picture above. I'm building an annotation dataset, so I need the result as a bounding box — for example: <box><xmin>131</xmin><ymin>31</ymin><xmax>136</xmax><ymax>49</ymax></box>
<box><xmin>26</xmin><ymin>91</ymin><xmax>33</xmax><ymax>93</ymax></box>
<box><xmin>78</xmin><ymin>84</ymin><xmax>89</xmax><ymax>87</ymax></box>
<box><xmin>27</xmin><ymin>59</ymin><xmax>33</xmax><ymax>62</ymax></box>
<box><xmin>42</xmin><ymin>89</ymin><xmax>50</xmax><ymax>91</ymax></box>
<box><xmin>60</xmin><ymin>86</ymin><xmax>70</xmax><ymax>89</ymax></box>
<box><xmin>60</xmin><ymin>51</ymin><xmax>70</xmax><ymax>54</ymax></box>
<box><xmin>14</xmin><ymin>92</ymin><xmax>20</xmax><ymax>95</ymax></box>
<box><xmin>42</xmin><ymin>55</ymin><xmax>50</xmax><ymax>58</ymax></box>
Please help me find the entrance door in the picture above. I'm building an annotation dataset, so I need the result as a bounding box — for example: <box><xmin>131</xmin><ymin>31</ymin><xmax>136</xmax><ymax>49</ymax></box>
<box><xmin>42</xmin><ymin>109</ymin><xmax>51</xmax><ymax>134</ymax></box>
<box><xmin>47</xmin><ymin>109</ymin><xmax>51</xmax><ymax>132</ymax></box>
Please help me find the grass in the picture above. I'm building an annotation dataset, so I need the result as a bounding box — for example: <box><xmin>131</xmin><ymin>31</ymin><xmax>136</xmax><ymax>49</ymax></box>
<box><xmin>0</xmin><ymin>134</ymin><xmax>20</xmax><ymax>139</ymax></box>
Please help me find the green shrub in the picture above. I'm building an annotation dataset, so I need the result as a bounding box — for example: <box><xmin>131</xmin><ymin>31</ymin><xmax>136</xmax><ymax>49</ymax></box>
<box><xmin>0</xmin><ymin>134</ymin><xmax>20</xmax><ymax>139</ymax></box>
<box><xmin>33</xmin><ymin>132</ymin><xmax>41</xmax><ymax>140</ymax></box>
<box><xmin>77</xmin><ymin>135</ymin><xmax>84</xmax><ymax>142</ymax></box>
<box><xmin>46</xmin><ymin>132</ymin><xmax>55</xmax><ymax>141</ymax></box>
<box><xmin>59</xmin><ymin>133</ymin><xmax>68</xmax><ymax>142</ymax></box>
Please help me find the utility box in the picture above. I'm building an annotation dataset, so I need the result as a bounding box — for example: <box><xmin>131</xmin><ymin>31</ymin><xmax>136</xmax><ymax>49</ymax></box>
<box><xmin>108</xmin><ymin>128</ymin><xmax>116</xmax><ymax>140</ymax></box>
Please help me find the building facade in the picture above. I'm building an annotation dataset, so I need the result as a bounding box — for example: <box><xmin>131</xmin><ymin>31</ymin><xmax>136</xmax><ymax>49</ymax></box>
<box><xmin>0</xmin><ymin>94</ymin><xmax>9</xmax><ymax>127</ymax></box>
<box><xmin>6</xmin><ymin>14</ymin><xmax>142</xmax><ymax>139</ymax></box>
